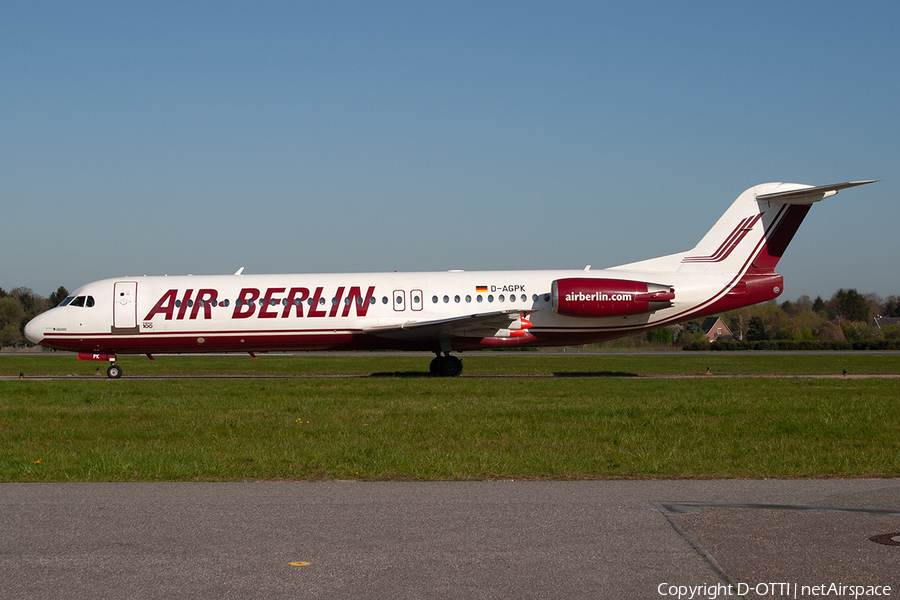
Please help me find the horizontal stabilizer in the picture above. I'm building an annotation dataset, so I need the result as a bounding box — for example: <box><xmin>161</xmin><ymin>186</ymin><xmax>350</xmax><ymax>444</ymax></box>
<box><xmin>756</xmin><ymin>180</ymin><xmax>877</xmax><ymax>204</ymax></box>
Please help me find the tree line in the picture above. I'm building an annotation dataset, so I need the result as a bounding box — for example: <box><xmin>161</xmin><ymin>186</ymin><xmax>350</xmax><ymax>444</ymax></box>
<box><xmin>644</xmin><ymin>288</ymin><xmax>900</xmax><ymax>350</ymax></box>
<box><xmin>0</xmin><ymin>286</ymin><xmax>68</xmax><ymax>347</ymax></box>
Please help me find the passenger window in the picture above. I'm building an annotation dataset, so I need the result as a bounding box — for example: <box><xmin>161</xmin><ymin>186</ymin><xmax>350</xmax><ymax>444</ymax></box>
<box><xmin>432</xmin><ymin>296</ymin><xmax>438</xmax><ymax>304</ymax></box>
<box><xmin>222</xmin><ymin>299</ymin><xmax>229</xmax><ymax>307</ymax></box>
<box><xmin>382</xmin><ymin>296</ymin><xmax>389</xmax><ymax>304</ymax></box>
<box><xmin>476</xmin><ymin>295</ymin><xmax>482</xmax><ymax>303</ymax></box>
<box><xmin>466</xmin><ymin>295</ymin><xmax>472</xmax><ymax>303</ymax></box>
<box><xmin>521</xmin><ymin>294</ymin><xmax>526</xmax><ymax>302</ymax></box>
<box><xmin>498</xmin><ymin>294</ymin><xmax>505</xmax><ymax>302</ymax></box>
<box><xmin>369</xmin><ymin>297</ymin><xmax>376</xmax><ymax>305</ymax></box>
<box><xmin>454</xmin><ymin>295</ymin><xmax>460</xmax><ymax>303</ymax></box>
<box><xmin>443</xmin><ymin>295</ymin><xmax>449</xmax><ymax>303</ymax></box>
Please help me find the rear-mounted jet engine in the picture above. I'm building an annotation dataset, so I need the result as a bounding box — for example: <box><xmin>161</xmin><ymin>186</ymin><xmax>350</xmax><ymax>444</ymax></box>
<box><xmin>551</xmin><ymin>278</ymin><xmax>675</xmax><ymax>318</ymax></box>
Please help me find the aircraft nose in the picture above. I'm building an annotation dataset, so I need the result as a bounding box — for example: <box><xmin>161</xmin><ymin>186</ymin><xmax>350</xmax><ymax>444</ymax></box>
<box><xmin>24</xmin><ymin>314</ymin><xmax>45</xmax><ymax>344</ymax></box>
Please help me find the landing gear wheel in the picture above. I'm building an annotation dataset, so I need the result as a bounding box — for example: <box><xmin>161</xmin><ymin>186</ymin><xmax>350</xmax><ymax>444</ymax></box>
<box><xmin>107</xmin><ymin>364</ymin><xmax>122</xmax><ymax>379</ymax></box>
<box><xmin>431</xmin><ymin>355</ymin><xmax>463</xmax><ymax>377</ymax></box>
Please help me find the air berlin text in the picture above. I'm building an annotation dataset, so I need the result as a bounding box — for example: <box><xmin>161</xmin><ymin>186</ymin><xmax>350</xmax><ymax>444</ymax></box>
<box><xmin>143</xmin><ymin>287</ymin><xmax>376</xmax><ymax>321</ymax></box>
<box><xmin>565</xmin><ymin>291</ymin><xmax>633</xmax><ymax>303</ymax></box>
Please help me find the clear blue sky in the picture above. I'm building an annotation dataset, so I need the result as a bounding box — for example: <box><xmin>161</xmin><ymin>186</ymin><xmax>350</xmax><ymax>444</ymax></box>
<box><xmin>2</xmin><ymin>1</ymin><xmax>897</xmax><ymax>300</ymax></box>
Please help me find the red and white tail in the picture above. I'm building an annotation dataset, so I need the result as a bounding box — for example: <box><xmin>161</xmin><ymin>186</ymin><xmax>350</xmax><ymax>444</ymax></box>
<box><xmin>678</xmin><ymin>181</ymin><xmax>875</xmax><ymax>276</ymax></box>
<box><xmin>609</xmin><ymin>181</ymin><xmax>875</xmax><ymax>311</ymax></box>
<box><xmin>615</xmin><ymin>181</ymin><xmax>875</xmax><ymax>276</ymax></box>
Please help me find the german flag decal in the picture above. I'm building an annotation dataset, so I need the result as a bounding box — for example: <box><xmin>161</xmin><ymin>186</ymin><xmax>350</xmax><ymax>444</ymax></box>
<box><xmin>475</xmin><ymin>285</ymin><xmax>488</xmax><ymax>293</ymax></box>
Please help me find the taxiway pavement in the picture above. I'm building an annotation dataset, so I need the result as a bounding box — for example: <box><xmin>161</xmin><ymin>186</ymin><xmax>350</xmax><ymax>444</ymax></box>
<box><xmin>2</xmin><ymin>480</ymin><xmax>898</xmax><ymax>599</ymax></box>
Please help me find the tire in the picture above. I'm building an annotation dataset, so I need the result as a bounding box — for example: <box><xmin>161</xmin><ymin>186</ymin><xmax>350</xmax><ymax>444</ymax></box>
<box><xmin>438</xmin><ymin>356</ymin><xmax>463</xmax><ymax>377</ymax></box>
<box><xmin>107</xmin><ymin>364</ymin><xmax>122</xmax><ymax>379</ymax></box>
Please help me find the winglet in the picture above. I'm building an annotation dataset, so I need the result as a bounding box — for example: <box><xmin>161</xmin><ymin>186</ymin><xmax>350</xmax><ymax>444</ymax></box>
<box><xmin>756</xmin><ymin>180</ymin><xmax>877</xmax><ymax>204</ymax></box>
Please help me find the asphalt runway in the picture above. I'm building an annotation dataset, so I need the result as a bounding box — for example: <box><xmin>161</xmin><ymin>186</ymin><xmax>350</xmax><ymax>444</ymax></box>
<box><xmin>2</xmin><ymin>480</ymin><xmax>898</xmax><ymax>599</ymax></box>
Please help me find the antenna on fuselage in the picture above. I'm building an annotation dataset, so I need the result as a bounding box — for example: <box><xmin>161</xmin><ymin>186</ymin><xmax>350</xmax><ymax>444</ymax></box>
<box><xmin>234</xmin><ymin>267</ymin><xmax>245</xmax><ymax>276</ymax></box>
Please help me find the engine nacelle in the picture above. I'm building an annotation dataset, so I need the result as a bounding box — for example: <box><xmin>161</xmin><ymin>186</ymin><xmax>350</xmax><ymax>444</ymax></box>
<box><xmin>551</xmin><ymin>278</ymin><xmax>675</xmax><ymax>318</ymax></box>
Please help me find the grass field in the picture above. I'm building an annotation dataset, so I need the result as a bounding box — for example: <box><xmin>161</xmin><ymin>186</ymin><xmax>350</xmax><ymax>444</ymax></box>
<box><xmin>2</xmin><ymin>352</ymin><xmax>899</xmax><ymax>482</ymax></box>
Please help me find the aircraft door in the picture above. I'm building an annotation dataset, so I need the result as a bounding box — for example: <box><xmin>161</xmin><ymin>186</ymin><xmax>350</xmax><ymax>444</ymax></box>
<box><xmin>113</xmin><ymin>281</ymin><xmax>138</xmax><ymax>331</ymax></box>
<box><xmin>392</xmin><ymin>290</ymin><xmax>406</xmax><ymax>312</ymax></box>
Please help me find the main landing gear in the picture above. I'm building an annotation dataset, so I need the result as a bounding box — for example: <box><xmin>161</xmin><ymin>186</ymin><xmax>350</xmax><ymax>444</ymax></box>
<box><xmin>430</xmin><ymin>353</ymin><xmax>463</xmax><ymax>377</ymax></box>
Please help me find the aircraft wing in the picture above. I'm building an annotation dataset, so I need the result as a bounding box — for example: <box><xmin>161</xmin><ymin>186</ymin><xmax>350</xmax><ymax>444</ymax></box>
<box><xmin>361</xmin><ymin>309</ymin><xmax>532</xmax><ymax>341</ymax></box>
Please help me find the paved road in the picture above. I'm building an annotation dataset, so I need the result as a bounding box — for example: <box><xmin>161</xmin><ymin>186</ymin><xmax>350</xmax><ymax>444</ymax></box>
<box><xmin>2</xmin><ymin>480</ymin><xmax>898</xmax><ymax>599</ymax></box>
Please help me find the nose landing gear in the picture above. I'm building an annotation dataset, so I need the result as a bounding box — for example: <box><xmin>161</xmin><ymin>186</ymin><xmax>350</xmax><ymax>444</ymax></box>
<box><xmin>106</xmin><ymin>363</ymin><xmax>122</xmax><ymax>378</ymax></box>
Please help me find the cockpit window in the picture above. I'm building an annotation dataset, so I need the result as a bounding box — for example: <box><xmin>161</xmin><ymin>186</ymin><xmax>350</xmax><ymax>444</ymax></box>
<box><xmin>67</xmin><ymin>295</ymin><xmax>95</xmax><ymax>308</ymax></box>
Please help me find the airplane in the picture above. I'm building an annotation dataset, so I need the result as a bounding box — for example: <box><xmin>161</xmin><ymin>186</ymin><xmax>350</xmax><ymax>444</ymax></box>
<box><xmin>25</xmin><ymin>180</ymin><xmax>875</xmax><ymax>378</ymax></box>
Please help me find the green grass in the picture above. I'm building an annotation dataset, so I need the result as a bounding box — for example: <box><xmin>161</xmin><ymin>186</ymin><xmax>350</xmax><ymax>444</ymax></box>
<box><xmin>2</xmin><ymin>353</ymin><xmax>899</xmax><ymax>481</ymax></box>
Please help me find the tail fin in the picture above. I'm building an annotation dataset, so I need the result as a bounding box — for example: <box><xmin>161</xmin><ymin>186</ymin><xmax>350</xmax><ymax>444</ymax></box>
<box><xmin>613</xmin><ymin>180</ymin><xmax>875</xmax><ymax>275</ymax></box>
<box><xmin>678</xmin><ymin>180</ymin><xmax>875</xmax><ymax>275</ymax></box>
<box><xmin>609</xmin><ymin>180</ymin><xmax>875</xmax><ymax>314</ymax></box>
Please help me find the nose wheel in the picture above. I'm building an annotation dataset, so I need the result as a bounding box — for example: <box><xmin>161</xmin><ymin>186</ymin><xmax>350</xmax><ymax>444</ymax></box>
<box><xmin>429</xmin><ymin>354</ymin><xmax>463</xmax><ymax>377</ymax></box>
<box><xmin>106</xmin><ymin>363</ymin><xmax>122</xmax><ymax>379</ymax></box>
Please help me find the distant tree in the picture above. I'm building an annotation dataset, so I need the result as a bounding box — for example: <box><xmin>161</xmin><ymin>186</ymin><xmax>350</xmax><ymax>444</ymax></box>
<box><xmin>812</xmin><ymin>296</ymin><xmax>826</xmax><ymax>313</ymax></box>
<box><xmin>727</xmin><ymin>309</ymin><xmax>750</xmax><ymax>341</ymax></box>
<box><xmin>9</xmin><ymin>287</ymin><xmax>41</xmax><ymax>315</ymax></box>
<box><xmin>0</xmin><ymin>296</ymin><xmax>25</xmax><ymax>346</ymax></box>
<box><xmin>815</xmin><ymin>321</ymin><xmax>845</xmax><ymax>342</ymax></box>
<box><xmin>48</xmin><ymin>286</ymin><xmax>69</xmax><ymax>307</ymax></box>
<box><xmin>8</xmin><ymin>288</ymin><xmax>48</xmax><ymax>340</ymax></box>
<box><xmin>746</xmin><ymin>316</ymin><xmax>768</xmax><ymax>341</ymax></box>
<box><xmin>828</xmin><ymin>288</ymin><xmax>869</xmax><ymax>322</ymax></box>
<box><xmin>646</xmin><ymin>326</ymin><xmax>674</xmax><ymax>345</ymax></box>
<box><xmin>883</xmin><ymin>296</ymin><xmax>900</xmax><ymax>318</ymax></box>
<box><xmin>686</xmin><ymin>320</ymin><xmax>702</xmax><ymax>334</ymax></box>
